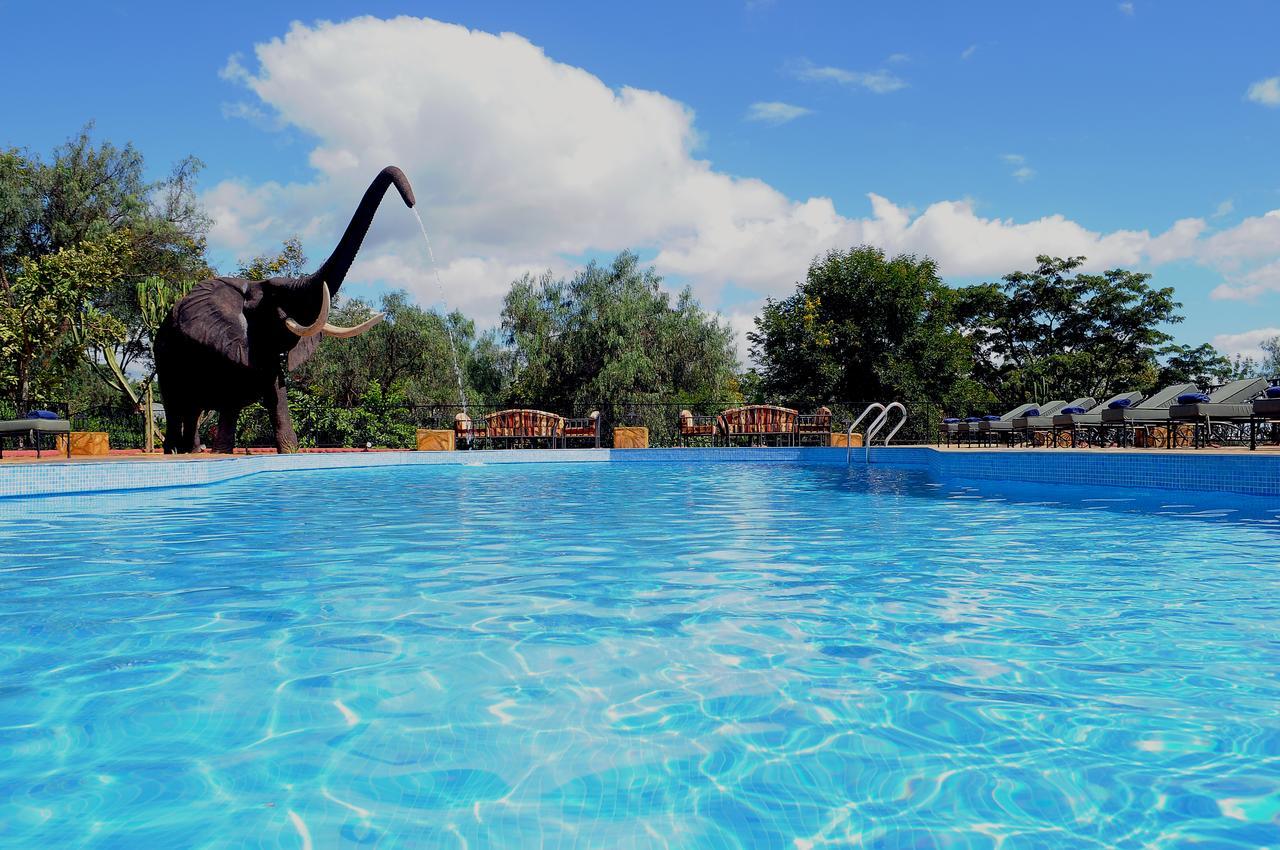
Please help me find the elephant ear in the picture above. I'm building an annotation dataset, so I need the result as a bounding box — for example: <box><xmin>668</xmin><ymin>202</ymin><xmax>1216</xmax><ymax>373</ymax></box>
<box><xmin>174</xmin><ymin>278</ymin><xmax>253</xmax><ymax>370</ymax></box>
<box><xmin>286</xmin><ymin>334</ymin><xmax>323</xmax><ymax>371</ymax></box>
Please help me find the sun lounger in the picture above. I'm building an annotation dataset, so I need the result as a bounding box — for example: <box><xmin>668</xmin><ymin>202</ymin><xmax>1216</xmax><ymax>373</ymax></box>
<box><xmin>1169</xmin><ymin>377</ymin><xmax>1270</xmax><ymax>448</ymax></box>
<box><xmin>0</xmin><ymin>414</ymin><xmax>72</xmax><ymax>458</ymax></box>
<box><xmin>967</xmin><ymin>403</ymin><xmax>1039</xmax><ymax>446</ymax></box>
<box><xmin>1050</xmin><ymin>392</ymin><xmax>1143</xmax><ymax>446</ymax></box>
<box><xmin>1099</xmin><ymin>383</ymin><xmax>1198</xmax><ymax>447</ymax></box>
<box><xmin>1010</xmin><ymin>398</ymin><xmax>1094</xmax><ymax>446</ymax></box>
<box><xmin>1249</xmin><ymin>389</ymin><xmax>1280</xmax><ymax>450</ymax></box>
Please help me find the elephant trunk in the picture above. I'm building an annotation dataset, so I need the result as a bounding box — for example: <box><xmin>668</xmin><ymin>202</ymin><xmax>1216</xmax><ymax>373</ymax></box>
<box><xmin>310</xmin><ymin>165</ymin><xmax>416</xmax><ymax>296</ymax></box>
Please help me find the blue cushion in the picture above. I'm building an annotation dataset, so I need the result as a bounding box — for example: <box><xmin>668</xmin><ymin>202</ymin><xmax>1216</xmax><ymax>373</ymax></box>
<box><xmin>982</xmin><ymin>415</ymin><xmax>1001</xmax><ymax>421</ymax></box>
<box><xmin>1021</xmin><ymin>408</ymin><xmax>1040</xmax><ymax>417</ymax></box>
<box><xmin>964</xmin><ymin>416</ymin><xmax>981</xmax><ymax>423</ymax></box>
<box><xmin>1177</xmin><ymin>392</ymin><xmax>1210</xmax><ymax>404</ymax></box>
<box><xmin>1266</xmin><ymin>386</ymin><xmax>1280</xmax><ymax>398</ymax></box>
<box><xmin>1061</xmin><ymin>406</ymin><xmax>1087</xmax><ymax>414</ymax></box>
<box><xmin>943</xmin><ymin>417</ymin><xmax>960</xmax><ymax>423</ymax></box>
<box><xmin>25</xmin><ymin>410</ymin><xmax>59</xmax><ymax>420</ymax></box>
<box><xmin>1108</xmin><ymin>398</ymin><xmax>1133</xmax><ymax>409</ymax></box>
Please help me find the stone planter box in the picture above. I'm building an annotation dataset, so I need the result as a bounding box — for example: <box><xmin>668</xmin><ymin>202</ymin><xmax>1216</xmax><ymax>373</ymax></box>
<box><xmin>829</xmin><ymin>432</ymin><xmax>864</xmax><ymax>448</ymax></box>
<box><xmin>612</xmin><ymin>426</ymin><xmax>649</xmax><ymax>449</ymax></box>
<box><xmin>415</xmin><ymin>429</ymin><xmax>455</xmax><ymax>451</ymax></box>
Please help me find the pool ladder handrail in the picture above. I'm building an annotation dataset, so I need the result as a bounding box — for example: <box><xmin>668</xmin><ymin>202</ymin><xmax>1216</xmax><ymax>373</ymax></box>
<box><xmin>847</xmin><ymin>402</ymin><xmax>908</xmax><ymax>464</ymax></box>
<box><xmin>846</xmin><ymin>403</ymin><xmax>884</xmax><ymax>464</ymax></box>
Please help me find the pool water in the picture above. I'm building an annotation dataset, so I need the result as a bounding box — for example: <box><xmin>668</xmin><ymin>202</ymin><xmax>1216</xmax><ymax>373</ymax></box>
<box><xmin>1</xmin><ymin>462</ymin><xmax>1278</xmax><ymax>848</ymax></box>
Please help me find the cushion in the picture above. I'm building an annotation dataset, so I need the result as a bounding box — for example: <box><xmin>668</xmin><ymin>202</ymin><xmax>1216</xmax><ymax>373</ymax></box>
<box><xmin>1061</xmin><ymin>406</ymin><xmax>1087</xmax><ymax>415</ymax></box>
<box><xmin>982</xmin><ymin>415</ymin><xmax>1001</xmax><ymax>421</ymax></box>
<box><xmin>964</xmin><ymin>416</ymin><xmax>981</xmax><ymax>423</ymax></box>
<box><xmin>1267</xmin><ymin>386</ymin><xmax>1280</xmax><ymax>398</ymax></box>
<box><xmin>1021</xmin><ymin>409</ymin><xmax>1040</xmax><ymax>417</ymax></box>
<box><xmin>1176</xmin><ymin>392</ymin><xmax>1210</xmax><ymax>404</ymax></box>
<box><xmin>1108</xmin><ymin>398</ymin><xmax>1133</xmax><ymax>409</ymax></box>
<box><xmin>25</xmin><ymin>410</ymin><xmax>59</xmax><ymax>420</ymax></box>
<box><xmin>942</xmin><ymin>417</ymin><xmax>960</xmax><ymax>423</ymax></box>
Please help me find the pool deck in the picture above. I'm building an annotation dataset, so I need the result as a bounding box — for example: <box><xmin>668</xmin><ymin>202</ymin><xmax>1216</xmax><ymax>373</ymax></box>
<box><xmin>2</xmin><ymin>444</ymin><xmax>1279</xmax><ymax>499</ymax></box>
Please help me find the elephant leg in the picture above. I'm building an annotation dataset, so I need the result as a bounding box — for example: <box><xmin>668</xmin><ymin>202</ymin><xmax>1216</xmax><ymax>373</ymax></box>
<box><xmin>212</xmin><ymin>405</ymin><xmax>242</xmax><ymax>454</ymax></box>
<box><xmin>265</xmin><ymin>379</ymin><xmax>299</xmax><ymax>454</ymax></box>
<box><xmin>163</xmin><ymin>412</ymin><xmax>184</xmax><ymax>454</ymax></box>
<box><xmin>185</xmin><ymin>410</ymin><xmax>203</xmax><ymax>453</ymax></box>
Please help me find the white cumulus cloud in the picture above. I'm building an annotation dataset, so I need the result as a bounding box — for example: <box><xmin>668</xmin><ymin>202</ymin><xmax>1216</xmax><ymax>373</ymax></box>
<box><xmin>1212</xmin><ymin>327</ymin><xmax>1280</xmax><ymax>361</ymax></box>
<box><xmin>206</xmin><ymin>14</ymin><xmax>1280</xmax><ymax>360</ymax></box>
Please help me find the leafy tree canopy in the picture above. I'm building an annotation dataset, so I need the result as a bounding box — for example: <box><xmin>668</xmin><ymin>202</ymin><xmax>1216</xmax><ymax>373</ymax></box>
<box><xmin>957</xmin><ymin>255</ymin><xmax>1181</xmax><ymax>407</ymax></box>
<box><xmin>749</xmin><ymin>246</ymin><xmax>982</xmax><ymax>408</ymax></box>
<box><xmin>500</xmin><ymin>251</ymin><xmax>739</xmax><ymax>412</ymax></box>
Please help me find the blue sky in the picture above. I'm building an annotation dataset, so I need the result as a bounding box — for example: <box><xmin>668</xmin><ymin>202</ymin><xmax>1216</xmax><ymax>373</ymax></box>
<box><xmin>4</xmin><ymin>1</ymin><xmax>1279</xmax><ymax>362</ymax></box>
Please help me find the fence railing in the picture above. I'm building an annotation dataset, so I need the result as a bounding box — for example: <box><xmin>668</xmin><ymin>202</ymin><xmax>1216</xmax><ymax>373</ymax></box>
<box><xmin>3</xmin><ymin>398</ymin><xmax>945</xmax><ymax>451</ymax></box>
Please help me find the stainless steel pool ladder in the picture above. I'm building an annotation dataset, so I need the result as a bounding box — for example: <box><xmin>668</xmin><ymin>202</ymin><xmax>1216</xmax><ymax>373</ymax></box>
<box><xmin>846</xmin><ymin>402</ymin><xmax>907</xmax><ymax>464</ymax></box>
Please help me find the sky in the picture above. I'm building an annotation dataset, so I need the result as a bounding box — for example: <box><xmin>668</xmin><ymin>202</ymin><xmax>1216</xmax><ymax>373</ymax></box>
<box><xmin>3</xmin><ymin>1</ymin><xmax>1279</xmax><ymax>364</ymax></box>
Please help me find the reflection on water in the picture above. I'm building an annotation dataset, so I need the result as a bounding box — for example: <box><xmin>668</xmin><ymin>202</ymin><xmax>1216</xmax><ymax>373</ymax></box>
<box><xmin>1</xmin><ymin>462</ymin><xmax>1278</xmax><ymax>848</ymax></box>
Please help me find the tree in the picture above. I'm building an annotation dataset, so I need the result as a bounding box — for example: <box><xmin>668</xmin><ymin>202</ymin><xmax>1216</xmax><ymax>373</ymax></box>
<box><xmin>0</xmin><ymin>232</ymin><xmax>131</xmax><ymax>410</ymax></box>
<box><xmin>1156</xmin><ymin>343</ymin><xmax>1235</xmax><ymax>388</ymax></box>
<box><xmin>749</xmin><ymin>246</ymin><xmax>982</xmax><ymax>408</ymax></box>
<box><xmin>501</xmin><ymin>251</ymin><xmax>739</xmax><ymax>412</ymax></box>
<box><xmin>292</xmin><ymin>290</ymin><xmax>494</xmax><ymax>408</ymax></box>
<box><xmin>0</xmin><ymin>127</ymin><xmax>212</xmax><ymax>407</ymax></box>
<box><xmin>236</xmin><ymin>236</ymin><xmax>308</xmax><ymax>279</ymax></box>
<box><xmin>958</xmin><ymin>256</ymin><xmax>1181</xmax><ymax>407</ymax></box>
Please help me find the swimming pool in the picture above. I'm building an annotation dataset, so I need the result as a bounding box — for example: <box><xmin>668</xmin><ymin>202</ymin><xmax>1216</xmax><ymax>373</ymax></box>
<box><xmin>2</xmin><ymin>461</ymin><xmax>1278</xmax><ymax>847</ymax></box>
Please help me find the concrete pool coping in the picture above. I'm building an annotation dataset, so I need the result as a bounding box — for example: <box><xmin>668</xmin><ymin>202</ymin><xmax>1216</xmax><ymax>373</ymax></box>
<box><xmin>2</xmin><ymin>445</ymin><xmax>1280</xmax><ymax>499</ymax></box>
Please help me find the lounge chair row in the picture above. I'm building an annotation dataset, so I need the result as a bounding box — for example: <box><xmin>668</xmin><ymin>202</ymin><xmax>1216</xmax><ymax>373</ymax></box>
<box><xmin>942</xmin><ymin>378</ymin><xmax>1277</xmax><ymax>449</ymax></box>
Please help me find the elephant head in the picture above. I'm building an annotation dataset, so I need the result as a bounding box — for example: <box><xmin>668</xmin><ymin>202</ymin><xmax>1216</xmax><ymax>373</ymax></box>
<box><xmin>156</xmin><ymin>165</ymin><xmax>417</xmax><ymax>454</ymax></box>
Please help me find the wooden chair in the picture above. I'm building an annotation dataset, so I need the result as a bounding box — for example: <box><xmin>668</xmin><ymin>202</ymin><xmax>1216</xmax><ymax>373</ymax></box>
<box><xmin>678</xmin><ymin>409</ymin><xmax>718</xmax><ymax>446</ymax></box>
<box><xmin>562</xmin><ymin>411</ymin><xmax>602</xmax><ymax>448</ymax></box>
<box><xmin>796</xmin><ymin>406</ymin><xmax>832</xmax><ymax>446</ymax></box>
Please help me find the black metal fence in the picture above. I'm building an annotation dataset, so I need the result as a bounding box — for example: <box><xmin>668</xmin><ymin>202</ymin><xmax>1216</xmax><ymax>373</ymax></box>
<box><xmin>8</xmin><ymin>399</ymin><xmax>943</xmax><ymax>451</ymax></box>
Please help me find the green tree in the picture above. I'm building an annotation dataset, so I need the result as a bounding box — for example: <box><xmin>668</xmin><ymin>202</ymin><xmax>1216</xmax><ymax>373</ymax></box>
<box><xmin>293</xmin><ymin>290</ymin><xmax>494</xmax><ymax>408</ymax></box>
<box><xmin>0</xmin><ymin>127</ymin><xmax>212</xmax><ymax>407</ymax></box>
<box><xmin>1156</xmin><ymin>343</ymin><xmax>1235</xmax><ymax>388</ymax></box>
<box><xmin>501</xmin><ymin>251</ymin><xmax>738</xmax><ymax>412</ymax></box>
<box><xmin>0</xmin><ymin>232</ymin><xmax>131</xmax><ymax>409</ymax></box>
<box><xmin>749</xmin><ymin>246</ymin><xmax>981</xmax><ymax>408</ymax></box>
<box><xmin>237</xmin><ymin>236</ymin><xmax>308</xmax><ymax>279</ymax></box>
<box><xmin>958</xmin><ymin>256</ymin><xmax>1181</xmax><ymax>407</ymax></box>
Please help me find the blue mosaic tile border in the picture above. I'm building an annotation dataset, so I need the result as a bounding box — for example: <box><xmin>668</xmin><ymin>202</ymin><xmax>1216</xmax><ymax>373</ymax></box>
<box><xmin>1</xmin><ymin>446</ymin><xmax>1278</xmax><ymax>499</ymax></box>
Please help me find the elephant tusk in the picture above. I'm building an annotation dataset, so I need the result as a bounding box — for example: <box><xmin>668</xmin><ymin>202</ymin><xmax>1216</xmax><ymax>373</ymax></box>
<box><xmin>322</xmin><ymin>313</ymin><xmax>385</xmax><ymax>338</ymax></box>
<box><xmin>284</xmin><ymin>282</ymin><xmax>330</xmax><ymax>337</ymax></box>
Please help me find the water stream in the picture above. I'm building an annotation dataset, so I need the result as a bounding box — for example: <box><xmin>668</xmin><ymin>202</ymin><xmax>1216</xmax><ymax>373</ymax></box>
<box><xmin>412</xmin><ymin>208</ymin><xmax>468</xmax><ymax>415</ymax></box>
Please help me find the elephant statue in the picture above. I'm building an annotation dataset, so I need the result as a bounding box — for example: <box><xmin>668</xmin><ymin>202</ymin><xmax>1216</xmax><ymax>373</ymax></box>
<box><xmin>154</xmin><ymin>165</ymin><xmax>416</xmax><ymax>454</ymax></box>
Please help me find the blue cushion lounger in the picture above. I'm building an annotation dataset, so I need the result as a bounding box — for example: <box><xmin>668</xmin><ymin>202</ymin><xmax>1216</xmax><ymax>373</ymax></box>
<box><xmin>0</xmin><ymin>416</ymin><xmax>73</xmax><ymax>458</ymax></box>
<box><xmin>1052</xmin><ymin>392</ymin><xmax>1143</xmax><ymax>432</ymax></box>
<box><xmin>1100</xmin><ymin>383</ymin><xmax>1199</xmax><ymax>426</ymax></box>
<box><xmin>1010</xmin><ymin>398</ymin><xmax>1095</xmax><ymax>443</ymax></box>
<box><xmin>967</xmin><ymin>402</ymin><xmax>1040</xmax><ymax>444</ymax></box>
<box><xmin>1169</xmin><ymin>377</ymin><xmax>1271</xmax><ymax>446</ymax></box>
<box><xmin>1267</xmin><ymin>385</ymin><xmax>1280</xmax><ymax>399</ymax></box>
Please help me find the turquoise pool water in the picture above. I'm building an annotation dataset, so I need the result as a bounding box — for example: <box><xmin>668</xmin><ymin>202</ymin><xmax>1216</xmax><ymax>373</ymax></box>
<box><xmin>1</xmin><ymin>462</ymin><xmax>1278</xmax><ymax>848</ymax></box>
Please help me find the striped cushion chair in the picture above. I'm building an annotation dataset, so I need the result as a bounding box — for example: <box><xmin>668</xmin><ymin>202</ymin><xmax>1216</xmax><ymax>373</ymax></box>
<box><xmin>678</xmin><ymin>409</ymin><xmax>718</xmax><ymax>445</ymax></box>
<box><xmin>720</xmin><ymin>404</ymin><xmax>799</xmax><ymax>445</ymax></box>
<box><xmin>796</xmin><ymin>406</ymin><xmax>832</xmax><ymax>445</ymax></box>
